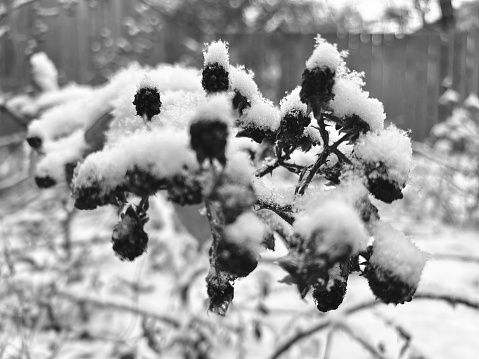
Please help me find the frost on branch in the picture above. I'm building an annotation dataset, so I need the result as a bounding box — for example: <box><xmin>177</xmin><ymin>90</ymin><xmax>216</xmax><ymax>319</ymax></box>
<box><xmin>27</xmin><ymin>35</ymin><xmax>426</xmax><ymax>317</ymax></box>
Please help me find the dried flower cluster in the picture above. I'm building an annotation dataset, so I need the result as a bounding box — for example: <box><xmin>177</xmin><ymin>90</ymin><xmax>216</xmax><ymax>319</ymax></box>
<box><xmin>27</xmin><ymin>35</ymin><xmax>427</xmax><ymax>315</ymax></box>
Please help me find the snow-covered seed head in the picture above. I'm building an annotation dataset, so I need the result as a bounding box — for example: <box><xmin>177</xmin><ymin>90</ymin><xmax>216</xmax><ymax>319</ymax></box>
<box><xmin>365</xmin><ymin>222</ymin><xmax>427</xmax><ymax>304</ymax></box>
<box><xmin>330</xmin><ymin>75</ymin><xmax>385</xmax><ymax>136</ymax></box>
<box><xmin>364</xmin><ymin>161</ymin><xmax>404</xmax><ymax>203</ymax></box>
<box><xmin>189</xmin><ymin>95</ymin><xmax>232</xmax><ymax>165</ymax></box>
<box><xmin>111</xmin><ymin>205</ymin><xmax>149</xmax><ymax>261</ymax></box>
<box><xmin>278</xmin><ymin>87</ymin><xmax>311</xmax><ymax>146</ymax></box>
<box><xmin>133</xmin><ymin>77</ymin><xmax>162</xmax><ymax>121</ymax></box>
<box><xmin>166</xmin><ymin>174</ymin><xmax>203</xmax><ymax>206</ymax></box>
<box><xmin>354</xmin><ymin>124</ymin><xmax>413</xmax><ymax>202</ymax></box>
<box><xmin>294</xmin><ymin>200</ymin><xmax>368</xmax><ymax>265</ymax></box>
<box><xmin>202</xmin><ymin>41</ymin><xmax>230</xmax><ymax>94</ymax></box>
<box><xmin>300</xmin><ymin>36</ymin><xmax>342</xmax><ymax>110</ymax></box>
<box><xmin>216</xmin><ymin>238</ymin><xmax>258</xmax><ymax>278</ymax></box>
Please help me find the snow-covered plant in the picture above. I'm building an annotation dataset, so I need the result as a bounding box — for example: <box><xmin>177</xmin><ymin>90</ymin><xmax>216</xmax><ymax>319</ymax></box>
<box><xmin>27</xmin><ymin>35</ymin><xmax>426</xmax><ymax>315</ymax></box>
<box><xmin>408</xmin><ymin>98</ymin><xmax>479</xmax><ymax>225</ymax></box>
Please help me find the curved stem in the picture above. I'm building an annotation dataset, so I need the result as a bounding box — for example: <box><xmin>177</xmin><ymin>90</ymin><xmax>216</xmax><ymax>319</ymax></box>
<box><xmin>269</xmin><ymin>290</ymin><xmax>479</xmax><ymax>359</ymax></box>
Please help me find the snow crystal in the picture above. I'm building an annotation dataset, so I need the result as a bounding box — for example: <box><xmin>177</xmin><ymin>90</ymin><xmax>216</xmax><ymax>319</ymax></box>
<box><xmin>305</xmin><ymin>35</ymin><xmax>342</xmax><ymax>71</ymax></box>
<box><xmin>73</xmin><ymin>128</ymin><xmax>198</xmax><ymax>193</ymax></box>
<box><xmin>280</xmin><ymin>87</ymin><xmax>308</xmax><ymax>118</ymax></box>
<box><xmin>223</xmin><ymin>212</ymin><xmax>266</xmax><ymax>254</ymax></box>
<box><xmin>229</xmin><ymin>65</ymin><xmax>260</xmax><ymax>99</ymax></box>
<box><xmin>241</xmin><ymin>98</ymin><xmax>280</xmax><ymax>132</ymax></box>
<box><xmin>329</xmin><ymin>76</ymin><xmax>385</xmax><ymax>131</ymax></box>
<box><xmin>36</xmin><ymin>130</ymin><xmax>87</xmax><ymax>182</ymax></box>
<box><xmin>293</xmin><ymin>199</ymin><xmax>368</xmax><ymax>257</ymax></box>
<box><xmin>203</xmin><ymin>40</ymin><xmax>229</xmax><ymax>68</ymax></box>
<box><xmin>354</xmin><ymin>124</ymin><xmax>413</xmax><ymax>186</ymax></box>
<box><xmin>370</xmin><ymin>222</ymin><xmax>427</xmax><ymax>286</ymax></box>
<box><xmin>30</xmin><ymin>52</ymin><xmax>59</xmax><ymax>92</ymax></box>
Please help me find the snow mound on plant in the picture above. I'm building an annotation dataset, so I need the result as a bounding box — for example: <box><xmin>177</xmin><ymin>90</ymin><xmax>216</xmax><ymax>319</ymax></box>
<box><xmin>204</xmin><ymin>40</ymin><xmax>229</xmax><ymax>68</ymax></box>
<box><xmin>371</xmin><ymin>222</ymin><xmax>427</xmax><ymax>286</ymax></box>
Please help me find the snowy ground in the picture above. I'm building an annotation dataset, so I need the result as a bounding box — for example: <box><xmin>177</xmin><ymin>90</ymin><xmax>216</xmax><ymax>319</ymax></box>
<box><xmin>0</xmin><ymin>174</ymin><xmax>478</xmax><ymax>359</ymax></box>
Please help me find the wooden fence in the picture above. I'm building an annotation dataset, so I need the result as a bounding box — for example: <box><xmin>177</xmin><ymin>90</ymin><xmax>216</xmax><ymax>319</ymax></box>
<box><xmin>1</xmin><ymin>0</ymin><xmax>478</xmax><ymax>140</ymax></box>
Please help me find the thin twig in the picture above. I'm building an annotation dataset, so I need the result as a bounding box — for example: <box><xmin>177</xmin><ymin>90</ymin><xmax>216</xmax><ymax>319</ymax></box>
<box><xmin>54</xmin><ymin>290</ymin><xmax>181</xmax><ymax>328</ymax></box>
<box><xmin>336</xmin><ymin>320</ymin><xmax>393</xmax><ymax>359</ymax></box>
<box><xmin>269</xmin><ymin>290</ymin><xmax>479</xmax><ymax>359</ymax></box>
<box><xmin>256</xmin><ymin>199</ymin><xmax>295</xmax><ymax>225</ymax></box>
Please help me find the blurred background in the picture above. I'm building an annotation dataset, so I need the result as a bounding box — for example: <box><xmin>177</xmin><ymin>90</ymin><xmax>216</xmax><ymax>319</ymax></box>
<box><xmin>1</xmin><ymin>1</ymin><xmax>479</xmax><ymax>359</ymax></box>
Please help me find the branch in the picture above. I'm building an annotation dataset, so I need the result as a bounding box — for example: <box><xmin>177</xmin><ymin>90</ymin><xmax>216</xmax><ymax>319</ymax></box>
<box><xmin>336</xmin><ymin>320</ymin><xmax>393</xmax><ymax>359</ymax></box>
<box><xmin>269</xmin><ymin>289</ymin><xmax>479</xmax><ymax>359</ymax></box>
<box><xmin>55</xmin><ymin>290</ymin><xmax>181</xmax><ymax>328</ymax></box>
<box><xmin>256</xmin><ymin>199</ymin><xmax>295</xmax><ymax>225</ymax></box>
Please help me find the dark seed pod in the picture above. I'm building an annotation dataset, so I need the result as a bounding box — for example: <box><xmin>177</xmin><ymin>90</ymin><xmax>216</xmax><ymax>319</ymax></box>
<box><xmin>111</xmin><ymin>205</ymin><xmax>149</xmax><ymax>261</ymax></box>
<box><xmin>190</xmin><ymin>118</ymin><xmax>228</xmax><ymax>165</ymax></box>
<box><xmin>299</xmin><ymin>67</ymin><xmax>335</xmax><ymax>108</ymax></box>
<box><xmin>312</xmin><ymin>278</ymin><xmax>347</xmax><ymax>312</ymax></box>
<box><xmin>167</xmin><ymin>174</ymin><xmax>203</xmax><ymax>206</ymax></box>
<box><xmin>125</xmin><ymin>167</ymin><xmax>168</xmax><ymax>198</ymax></box>
<box><xmin>312</xmin><ymin>262</ymin><xmax>349</xmax><ymax>312</ymax></box>
<box><xmin>213</xmin><ymin>182</ymin><xmax>256</xmax><ymax>224</ymax></box>
<box><xmin>216</xmin><ymin>239</ymin><xmax>258</xmax><ymax>278</ymax></box>
<box><xmin>206</xmin><ymin>273</ymin><xmax>235</xmax><ymax>316</ymax></box>
<box><xmin>133</xmin><ymin>86</ymin><xmax>162</xmax><ymax>121</ymax></box>
<box><xmin>73</xmin><ymin>184</ymin><xmax>126</xmax><ymax>210</ymax></box>
<box><xmin>337</xmin><ymin>114</ymin><xmax>371</xmax><ymax>143</ymax></box>
<box><xmin>277</xmin><ymin>109</ymin><xmax>311</xmax><ymax>147</ymax></box>
<box><xmin>364</xmin><ymin>262</ymin><xmax>418</xmax><ymax>304</ymax></box>
<box><xmin>35</xmin><ymin>175</ymin><xmax>56</xmax><ymax>188</ymax></box>
<box><xmin>202</xmin><ymin>63</ymin><xmax>229</xmax><ymax>94</ymax></box>
<box><xmin>365</xmin><ymin>162</ymin><xmax>404</xmax><ymax>203</ymax></box>
<box><xmin>26</xmin><ymin>136</ymin><xmax>43</xmax><ymax>151</ymax></box>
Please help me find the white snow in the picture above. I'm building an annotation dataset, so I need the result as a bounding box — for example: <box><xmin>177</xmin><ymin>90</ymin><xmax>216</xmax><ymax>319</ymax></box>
<box><xmin>73</xmin><ymin>128</ymin><xmax>198</xmax><ymax>193</ymax></box>
<box><xmin>329</xmin><ymin>75</ymin><xmax>385</xmax><ymax>131</ymax></box>
<box><xmin>370</xmin><ymin>221</ymin><xmax>427</xmax><ymax>286</ymax></box>
<box><xmin>192</xmin><ymin>93</ymin><xmax>234</xmax><ymax>125</ymax></box>
<box><xmin>229</xmin><ymin>65</ymin><xmax>260</xmax><ymax>100</ymax></box>
<box><xmin>30</xmin><ymin>52</ymin><xmax>59</xmax><ymax>92</ymax></box>
<box><xmin>203</xmin><ymin>40</ymin><xmax>230</xmax><ymax>68</ymax></box>
<box><xmin>354</xmin><ymin>124</ymin><xmax>413</xmax><ymax>186</ymax></box>
<box><xmin>36</xmin><ymin>130</ymin><xmax>87</xmax><ymax>182</ymax></box>
<box><xmin>241</xmin><ymin>98</ymin><xmax>281</xmax><ymax>132</ymax></box>
<box><xmin>279</xmin><ymin>87</ymin><xmax>308</xmax><ymax>118</ymax></box>
<box><xmin>305</xmin><ymin>35</ymin><xmax>342</xmax><ymax>71</ymax></box>
<box><xmin>223</xmin><ymin>212</ymin><xmax>267</xmax><ymax>254</ymax></box>
<box><xmin>294</xmin><ymin>199</ymin><xmax>368</xmax><ymax>257</ymax></box>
